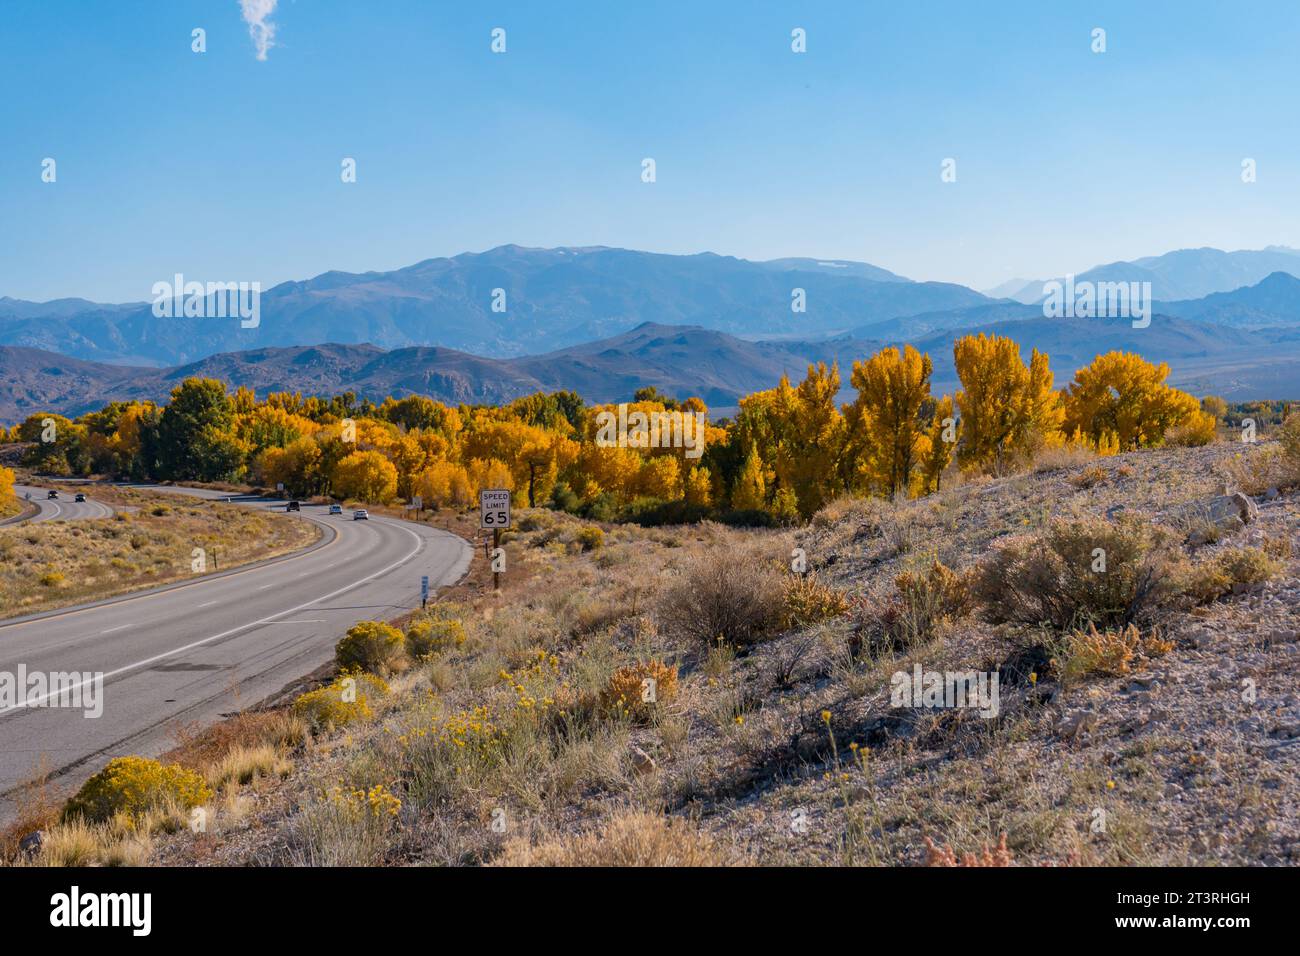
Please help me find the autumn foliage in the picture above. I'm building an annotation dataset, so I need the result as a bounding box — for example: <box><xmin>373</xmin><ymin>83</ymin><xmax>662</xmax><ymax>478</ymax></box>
<box><xmin>3</xmin><ymin>338</ymin><xmax>1214</xmax><ymax>522</ymax></box>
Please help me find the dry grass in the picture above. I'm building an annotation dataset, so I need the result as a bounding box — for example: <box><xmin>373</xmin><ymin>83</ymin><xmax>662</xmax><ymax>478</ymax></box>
<box><xmin>0</xmin><ymin>486</ymin><xmax>318</xmax><ymax>618</ymax></box>
<box><xmin>493</xmin><ymin>810</ymin><xmax>738</xmax><ymax>867</ymax></box>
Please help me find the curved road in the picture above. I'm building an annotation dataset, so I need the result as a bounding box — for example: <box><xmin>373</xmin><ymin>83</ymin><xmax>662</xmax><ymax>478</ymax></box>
<box><xmin>5</xmin><ymin>484</ymin><xmax>115</xmax><ymax>524</ymax></box>
<box><xmin>0</xmin><ymin>486</ymin><xmax>472</xmax><ymax>805</ymax></box>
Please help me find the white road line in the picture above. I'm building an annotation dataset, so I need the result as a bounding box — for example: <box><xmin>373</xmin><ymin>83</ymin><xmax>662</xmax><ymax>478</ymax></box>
<box><xmin>1</xmin><ymin>520</ymin><xmax>430</xmax><ymax>712</ymax></box>
<box><xmin>100</xmin><ymin>624</ymin><xmax>129</xmax><ymax>634</ymax></box>
<box><xmin>196</xmin><ymin>600</ymin><xmax>217</xmax><ymax>608</ymax></box>
<box><xmin>270</xmin><ymin>619</ymin><xmax>326</xmax><ymax>624</ymax></box>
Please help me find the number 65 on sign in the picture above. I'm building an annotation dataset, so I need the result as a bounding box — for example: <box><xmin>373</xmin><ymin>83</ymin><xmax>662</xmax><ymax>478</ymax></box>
<box><xmin>479</xmin><ymin>489</ymin><xmax>511</xmax><ymax>529</ymax></box>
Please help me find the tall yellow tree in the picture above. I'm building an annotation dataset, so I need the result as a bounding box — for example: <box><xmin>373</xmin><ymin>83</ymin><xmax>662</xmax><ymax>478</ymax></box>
<box><xmin>842</xmin><ymin>345</ymin><xmax>933</xmax><ymax>497</ymax></box>
<box><xmin>732</xmin><ymin>363</ymin><xmax>845</xmax><ymax>517</ymax></box>
<box><xmin>1063</xmin><ymin>351</ymin><xmax>1201</xmax><ymax>450</ymax></box>
<box><xmin>917</xmin><ymin>394</ymin><xmax>957</xmax><ymax>494</ymax></box>
<box><xmin>331</xmin><ymin>450</ymin><xmax>398</xmax><ymax>503</ymax></box>
<box><xmin>953</xmin><ymin>333</ymin><xmax>1063</xmax><ymax>472</ymax></box>
<box><xmin>730</xmin><ymin>445</ymin><xmax>767</xmax><ymax>511</ymax></box>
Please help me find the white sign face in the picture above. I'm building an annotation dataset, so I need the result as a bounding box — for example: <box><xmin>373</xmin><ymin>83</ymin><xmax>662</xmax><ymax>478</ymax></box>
<box><xmin>479</xmin><ymin>489</ymin><xmax>511</xmax><ymax>529</ymax></box>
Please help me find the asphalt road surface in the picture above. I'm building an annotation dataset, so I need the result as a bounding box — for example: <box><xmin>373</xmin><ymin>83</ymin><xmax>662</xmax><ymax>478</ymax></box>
<box><xmin>6</xmin><ymin>484</ymin><xmax>115</xmax><ymax>524</ymax></box>
<box><xmin>0</xmin><ymin>485</ymin><xmax>472</xmax><ymax>808</ymax></box>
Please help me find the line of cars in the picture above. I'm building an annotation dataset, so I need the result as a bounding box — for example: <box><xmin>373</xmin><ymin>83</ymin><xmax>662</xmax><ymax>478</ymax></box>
<box><xmin>285</xmin><ymin>500</ymin><xmax>368</xmax><ymax>520</ymax></box>
<box><xmin>43</xmin><ymin>489</ymin><xmax>86</xmax><ymax>502</ymax></box>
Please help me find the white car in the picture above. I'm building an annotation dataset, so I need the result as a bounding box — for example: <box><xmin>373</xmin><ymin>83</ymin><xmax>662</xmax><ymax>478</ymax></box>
<box><xmin>328</xmin><ymin>504</ymin><xmax>343</xmax><ymax>515</ymax></box>
<box><xmin>353</xmin><ymin>509</ymin><xmax>369</xmax><ymax>520</ymax></box>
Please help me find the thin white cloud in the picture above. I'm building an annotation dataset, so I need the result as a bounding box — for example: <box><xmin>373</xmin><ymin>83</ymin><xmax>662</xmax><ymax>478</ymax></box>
<box><xmin>239</xmin><ymin>0</ymin><xmax>278</xmax><ymax>61</ymax></box>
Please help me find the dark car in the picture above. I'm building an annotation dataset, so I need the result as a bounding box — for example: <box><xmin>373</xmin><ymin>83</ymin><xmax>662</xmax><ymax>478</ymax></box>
<box><xmin>287</xmin><ymin>500</ymin><xmax>301</xmax><ymax>512</ymax></box>
<box><xmin>74</xmin><ymin>493</ymin><xmax>86</xmax><ymax>503</ymax></box>
<box><xmin>46</xmin><ymin>490</ymin><xmax>58</xmax><ymax>499</ymax></box>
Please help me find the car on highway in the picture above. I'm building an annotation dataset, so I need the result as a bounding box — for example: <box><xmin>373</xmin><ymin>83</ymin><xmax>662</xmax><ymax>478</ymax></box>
<box><xmin>47</xmin><ymin>490</ymin><xmax>58</xmax><ymax>499</ymax></box>
<box><xmin>328</xmin><ymin>504</ymin><xmax>343</xmax><ymax>515</ymax></box>
<box><xmin>353</xmin><ymin>509</ymin><xmax>369</xmax><ymax>520</ymax></box>
<box><xmin>74</xmin><ymin>493</ymin><xmax>86</xmax><ymax>503</ymax></box>
<box><xmin>286</xmin><ymin>500</ymin><xmax>301</xmax><ymax>512</ymax></box>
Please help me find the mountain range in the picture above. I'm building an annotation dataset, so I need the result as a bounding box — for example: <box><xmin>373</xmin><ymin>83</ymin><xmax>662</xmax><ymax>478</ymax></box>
<box><xmin>5</xmin><ymin>310</ymin><xmax>1300</xmax><ymax>423</ymax></box>
<box><xmin>0</xmin><ymin>246</ymin><xmax>983</xmax><ymax>367</ymax></box>
<box><xmin>5</xmin><ymin>244</ymin><xmax>1300</xmax><ymax>421</ymax></box>
<box><xmin>994</xmin><ymin>246</ymin><xmax>1300</xmax><ymax>304</ymax></box>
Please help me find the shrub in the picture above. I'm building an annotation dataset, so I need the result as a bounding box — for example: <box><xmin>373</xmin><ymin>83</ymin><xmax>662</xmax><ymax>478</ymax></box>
<box><xmin>291</xmin><ymin>673</ymin><xmax>387</xmax><ymax>730</ymax></box>
<box><xmin>295</xmin><ymin>784</ymin><xmax>401</xmax><ymax>866</ymax></box>
<box><xmin>599</xmin><ymin>660</ymin><xmax>679</xmax><ymax>722</ymax></box>
<box><xmin>1221</xmin><ymin>447</ymin><xmax>1285</xmax><ymax>496</ymax></box>
<box><xmin>38</xmin><ymin>570</ymin><xmax>65</xmax><ymax>587</ymax></box>
<box><xmin>398</xmin><ymin>705</ymin><xmax>508</xmax><ymax>808</ymax></box>
<box><xmin>62</xmin><ymin>756</ymin><xmax>211</xmax><ymax>824</ymax></box>
<box><xmin>1180</xmin><ymin>545</ymin><xmax>1285</xmax><ymax>603</ymax></box>
<box><xmin>658</xmin><ymin>547</ymin><xmax>787</xmax><ymax>648</ymax></box>
<box><xmin>972</xmin><ymin>516</ymin><xmax>1177</xmax><ymax>630</ymax></box>
<box><xmin>577</xmin><ymin>526</ymin><xmax>605</xmax><ymax>551</ymax></box>
<box><xmin>334</xmin><ymin>620</ymin><xmax>405</xmax><ymax>675</ymax></box>
<box><xmin>1165</xmin><ymin>410</ymin><xmax>1217</xmax><ymax>447</ymax></box>
<box><xmin>1069</xmin><ymin>464</ymin><xmax>1108</xmax><ymax>489</ymax></box>
<box><xmin>853</xmin><ymin>559</ymin><xmax>969</xmax><ymax>654</ymax></box>
<box><xmin>1280</xmin><ymin>413</ymin><xmax>1300</xmax><ymax>474</ymax></box>
<box><xmin>782</xmin><ymin>573</ymin><xmax>850</xmax><ymax>628</ymax></box>
<box><xmin>517</xmin><ymin>512</ymin><xmax>552</xmax><ymax>532</ymax></box>
<box><xmin>1052</xmin><ymin>623</ymin><xmax>1172</xmax><ymax>682</ymax></box>
<box><xmin>404</xmin><ymin>613</ymin><xmax>467</xmax><ymax>660</ymax></box>
<box><xmin>493</xmin><ymin>810</ymin><xmax>733</xmax><ymax>867</ymax></box>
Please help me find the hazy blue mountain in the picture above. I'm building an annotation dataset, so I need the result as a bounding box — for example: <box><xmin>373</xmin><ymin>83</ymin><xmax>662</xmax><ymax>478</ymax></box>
<box><xmin>1007</xmin><ymin>246</ymin><xmax>1300</xmax><ymax>304</ymax></box>
<box><xmin>1154</xmin><ymin>272</ymin><xmax>1300</xmax><ymax>328</ymax></box>
<box><xmin>0</xmin><ymin>324</ymin><xmax>882</xmax><ymax>421</ymax></box>
<box><xmin>980</xmin><ymin>278</ymin><xmax>1039</xmax><ymax>301</ymax></box>
<box><xmin>756</xmin><ymin>258</ymin><xmax>910</xmax><ymax>282</ymax></box>
<box><xmin>0</xmin><ymin>297</ymin><xmax>142</xmax><ymax>319</ymax></box>
<box><xmin>8</xmin><ymin>309</ymin><xmax>1300</xmax><ymax>425</ymax></box>
<box><xmin>0</xmin><ymin>246</ymin><xmax>985</xmax><ymax>367</ymax></box>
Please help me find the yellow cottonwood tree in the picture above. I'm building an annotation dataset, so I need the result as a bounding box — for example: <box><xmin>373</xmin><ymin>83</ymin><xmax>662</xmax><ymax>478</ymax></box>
<box><xmin>917</xmin><ymin>394</ymin><xmax>957</xmax><ymax>494</ymax></box>
<box><xmin>730</xmin><ymin>445</ymin><xmax>767</xmax><ymax>511</ymax></box>
<box><xmin>953</xmin><ymin>333</ymin><xmax>1062</xmax><ymax>473</ymax></box>
<box><xmin>331</xmin><ymin>449</ymin><xmax>398</xmax><ymax>503</ymax></box>
<box><xmin>1063</xmin><ymin>351</ymin><xmax>1201</xmax><ymax>450</ymax></box>
<box><xmin>843</xmin><ymin>345</ymin><xmax>933</xmax><ymax>497</ymax></box>
<box><xmin>732</xmin><ymin>363</ymin><xmax>845</xmax><ymax>517</ymax></box>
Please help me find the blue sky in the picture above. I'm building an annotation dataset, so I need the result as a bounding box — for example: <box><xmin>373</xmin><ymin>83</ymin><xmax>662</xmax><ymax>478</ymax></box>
<box><xmin>3</xmin><ymin>0</ymin><xmax>1298</xmax><ymax>301</ymax></box>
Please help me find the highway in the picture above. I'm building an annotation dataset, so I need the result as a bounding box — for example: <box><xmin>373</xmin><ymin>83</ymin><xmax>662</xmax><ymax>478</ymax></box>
<box><xmin>0</xmin><ymin>486</ymin><xmax>472</xmax><ymax>807</ymax></box>
<box><xmin>5</xmin><ymin>484</ymin><xmax>116</xmax><ymax>524</ymax></box>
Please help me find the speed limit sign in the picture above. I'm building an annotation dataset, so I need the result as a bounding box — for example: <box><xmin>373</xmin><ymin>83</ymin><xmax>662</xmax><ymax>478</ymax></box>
<box><xmin>479</xmin><ymin>489</ymin><xmax>511</xmax><ymax>529</ymax></box>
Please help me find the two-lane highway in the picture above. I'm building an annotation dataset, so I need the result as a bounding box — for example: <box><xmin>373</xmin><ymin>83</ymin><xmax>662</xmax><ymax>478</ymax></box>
<box><xmin>6</xmin><ymin>484</ymin><xmax>115</xmax><ymax>524</ymax></box>
<box><xmin>0</xmin><ymin>488</ymin><xmax>472</xmax><ymax>805</ymax></box>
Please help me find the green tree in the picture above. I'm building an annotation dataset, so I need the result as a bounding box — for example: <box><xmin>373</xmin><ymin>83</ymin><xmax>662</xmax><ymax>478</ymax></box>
<box><xmin>157</xmin><ymin>378</ymin><xmax>238</xmax><ymax>480</ymax></box>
